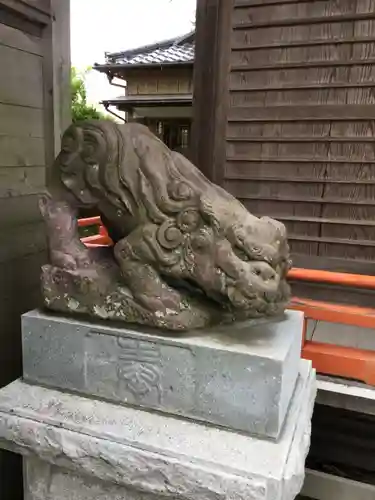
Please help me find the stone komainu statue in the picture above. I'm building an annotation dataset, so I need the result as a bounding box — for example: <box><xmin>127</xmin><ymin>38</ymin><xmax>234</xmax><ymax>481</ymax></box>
<box><xmin>40</xmin><ymin>120</ymin><xmax>291</xmax><ymax>330</ymax></box>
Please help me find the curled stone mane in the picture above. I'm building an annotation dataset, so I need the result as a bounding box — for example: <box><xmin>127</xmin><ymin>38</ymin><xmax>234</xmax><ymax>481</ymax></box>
<box><xmin>40</xmin><ymin>120</ymin><xmax>291</xmax><ymax>331</ymax></box>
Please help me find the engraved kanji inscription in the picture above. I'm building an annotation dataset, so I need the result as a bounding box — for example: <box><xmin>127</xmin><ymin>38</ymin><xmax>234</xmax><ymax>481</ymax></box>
<box><xmin>116</xmin><ymin>337</ymin><xmax>162</xmax><ymax>400</ymax></box>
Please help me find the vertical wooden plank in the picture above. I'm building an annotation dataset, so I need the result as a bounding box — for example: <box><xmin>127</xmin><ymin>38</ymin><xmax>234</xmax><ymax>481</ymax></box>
<box><xmin>191</xmin><ymin>0</ymin><xmax>234</xmax><ymax>183</ymax></box>
<box><xmin>51</xmin><ymin>0</ymin><xmax>71</xmax><ymax>154</ymax></box>
<box><xmin>42</xmin><ymin>0</ymin><xmax>71</xmax><ymax>183</ymax></box>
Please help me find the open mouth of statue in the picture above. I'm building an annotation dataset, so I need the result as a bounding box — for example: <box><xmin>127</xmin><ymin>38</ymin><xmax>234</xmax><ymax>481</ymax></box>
<box><xmin>220</xmin><ymin>257</ymin><xmax>289</xmax><ymax>312</ymax></box>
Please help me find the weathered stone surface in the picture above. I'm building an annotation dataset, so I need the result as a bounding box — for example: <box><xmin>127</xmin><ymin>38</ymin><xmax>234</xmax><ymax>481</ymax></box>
<box><xmin>0</xmin><ymin>361</ymin><xmax>316</xmax><ymax>500</ymax></box>
<box><xmin>22</xmin><ymin>309</ymin><xmax>303</xmax><ymax>439</ymax></box>
<box><xmin>40</xmin><ymin>120</ymin><xmax>291</xmax><ymax>330</ymax></box>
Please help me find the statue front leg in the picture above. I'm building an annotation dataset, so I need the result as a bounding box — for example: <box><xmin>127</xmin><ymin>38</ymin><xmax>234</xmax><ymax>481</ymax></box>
<box><xmin>114</xmin><ymin>230</ymin><xmax>182</xmax><ymax>314</ymax></box>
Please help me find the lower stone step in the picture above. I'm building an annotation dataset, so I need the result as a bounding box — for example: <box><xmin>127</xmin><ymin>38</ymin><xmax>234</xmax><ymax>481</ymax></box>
<box><xmin>0</xmin><ymin>361</ymin><xmax>315</xmax><ymax>500</ymax></box>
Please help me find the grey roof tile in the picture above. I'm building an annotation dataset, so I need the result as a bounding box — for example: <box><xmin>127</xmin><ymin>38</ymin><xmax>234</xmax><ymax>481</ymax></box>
<box><xmin>105</xmin><ymin>31</ymin><xmax>195</xmax><ymax>66</ymax></box>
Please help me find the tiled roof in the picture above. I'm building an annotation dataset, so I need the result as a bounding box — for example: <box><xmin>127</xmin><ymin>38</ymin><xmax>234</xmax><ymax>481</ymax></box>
<box><xmin>101</xmin><ymin>94</ymin><xmax>193</xmax><ymax>107</ymax></box>
<box><xmin>105</xmin><ymin>31</ymin><xmax>195</xmax><ymax>66</ymax></box>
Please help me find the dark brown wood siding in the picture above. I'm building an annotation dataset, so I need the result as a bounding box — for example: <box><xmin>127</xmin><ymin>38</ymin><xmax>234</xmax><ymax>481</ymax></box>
<box><xmin>193</xmin><ymin>0</ymin><xmax>375</xmax><ymax>276</ymax></box>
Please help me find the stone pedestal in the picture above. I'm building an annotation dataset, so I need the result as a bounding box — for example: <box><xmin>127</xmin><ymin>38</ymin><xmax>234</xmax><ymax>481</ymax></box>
<box><xmin>22</xmin><ymin>309</ymin><xmax>302</xmax><ymax>439</ymax></box>
<box><xmin>0</xmin><ymin>310</ymin><xmax>316</xmax><ymax>500</ymax></box>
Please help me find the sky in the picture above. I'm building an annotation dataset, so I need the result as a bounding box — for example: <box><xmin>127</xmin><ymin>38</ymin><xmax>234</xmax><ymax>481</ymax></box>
<box><xmin>70</xmin><ymin>0</ymin><xmax>196</xmax><ymax>111</ymax></box>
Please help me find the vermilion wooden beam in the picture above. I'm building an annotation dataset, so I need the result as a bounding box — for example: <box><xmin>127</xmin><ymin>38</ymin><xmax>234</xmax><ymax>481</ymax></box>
<box><xmin>302</xmin><ymin>341</ymin><xmax>375</xmax><ymax>386</ymax></box>
<box><xmin>290</xmin><ymin>297</ymin><xmax>375</xmax><ymax>329</ymax></box>
<box><xmin>289</xmin><ymin>296</ymin><xmax>375</xmax><ymax>385</ymax></box>
<box><xmin>288</xmin><ymin>267</ymin><xmax>375</xmax><ymax>289</ymax></box>
<box><xmin>77</xmin><ymin>216</ymin><xmax>102</xmax><ymax>227</ymax></box>
<box><xmin>78</xmin><ymin>217</ymin><xmax>112</xmax><ymax>247</ymax></box>
<box><xmin>80</xmin><ymin>234</ymin><xmax>110</xmax><ymax>246</ymax></box>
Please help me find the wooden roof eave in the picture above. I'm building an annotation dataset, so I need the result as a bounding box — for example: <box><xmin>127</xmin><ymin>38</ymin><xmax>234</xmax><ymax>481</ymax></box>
<box><xmin>93</xmin><ymin>61</ymin><xmax>194</xmax><ymax>81</ymax></box>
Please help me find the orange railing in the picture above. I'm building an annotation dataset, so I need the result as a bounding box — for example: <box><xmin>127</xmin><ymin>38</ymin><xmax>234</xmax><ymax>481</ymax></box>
<box><xmin>288</xmin><ymin>268</ymin><xmax>375</xmax><ymax>385</ymax></box>
<box><xmin>290</xmin><ymin>297</ymin><xmax>375</xmax><ymax>385</ymax></box>
<box><xmin>79</xmin><ymin>216</ymin><xmax>112</xmax><ymax>247</ymax></box>
<box><xmin>288</xmin><ymin>268</ymin><xmax>375</xmax><ymax>290</ymax></box>
<box><xmin>78</xmin><ymin>217</ymin><xmax>375</xmax><ymax>385</ymax></box>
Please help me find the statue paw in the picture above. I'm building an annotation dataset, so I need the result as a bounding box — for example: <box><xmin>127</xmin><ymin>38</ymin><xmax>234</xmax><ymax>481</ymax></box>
<box><xmin>135</xmin><ymin>294</ymin><xmax>167</xmax><ymax>313</ymax></box>
<box><xmin>135</xmin><ymin>288</ymin><xmax>182</xmax><ymax>314</ymax></box>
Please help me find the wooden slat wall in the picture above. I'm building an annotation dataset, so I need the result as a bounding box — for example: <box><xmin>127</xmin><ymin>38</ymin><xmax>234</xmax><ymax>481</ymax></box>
<box><xmin>225</xmin><ymin>0</ymin><xmax>375</xmax><ymax>273</ymax></box>
<box><xmin>126</xmin><ymin>68</ymin><xmax>193</xmax><ymax>95</ymax></box>
<box><xmin>193</xmin><ymin>0</ymin><xmax>375</xmax><ymax>275</ymax></box>
<box><xmin>0</xmin><ymin>2</ymin><xmax>70</xmax><ymax>497</ymax></box>
<box><xmin>0</xmin><ymin>13</ymin><xmax>47</xmax><ymax>383</ymax></box>
<box><xmin>0</xmin><ymin>11</ymin><xmax>46</xmax><ymax>500</ymax></box>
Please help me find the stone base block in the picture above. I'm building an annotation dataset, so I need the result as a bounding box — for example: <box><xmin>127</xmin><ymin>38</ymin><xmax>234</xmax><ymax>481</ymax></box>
<box><xmin>22</xmin><ymin>309</ymin><xmax>303</xmax><ymax>439</ymax></box>
<box><xmin>0</xmin><ymin>361</ymin><xmax>315</xmax><ymax>500</ymax></box>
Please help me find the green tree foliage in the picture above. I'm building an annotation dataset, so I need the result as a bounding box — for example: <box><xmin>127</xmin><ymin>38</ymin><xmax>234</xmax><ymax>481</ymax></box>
<box><xmin>71</xmin><ymin>67</ymin><xmax>109</xmax><ymax>122</ymax></box>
